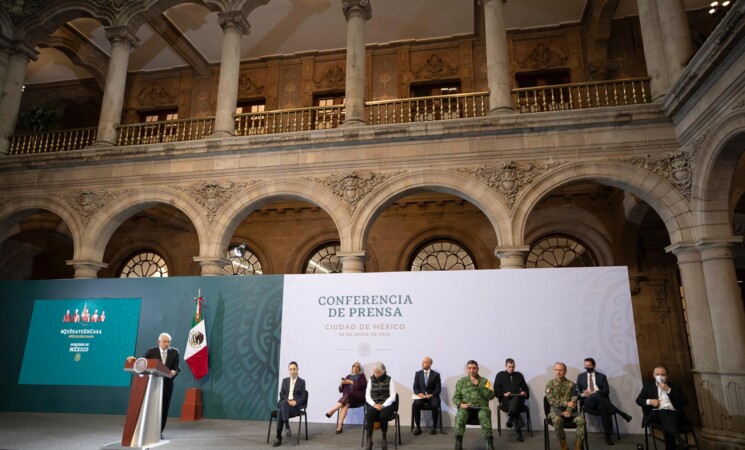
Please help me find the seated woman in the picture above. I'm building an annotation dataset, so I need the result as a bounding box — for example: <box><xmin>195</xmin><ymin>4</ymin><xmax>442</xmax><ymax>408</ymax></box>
<box><xmin>325</xmin><ymin>361</ymin><xmax>367</xmax><ymax>433</ymax></box>
<box><xmin>364</xmin><ymin>362</ymin><xmax>397</xmax><ymax>450</ymax></box>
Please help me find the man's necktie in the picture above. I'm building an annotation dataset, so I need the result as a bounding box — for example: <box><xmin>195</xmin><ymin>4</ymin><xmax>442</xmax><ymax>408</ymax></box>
<box><xmin>589</xmin><ymin>374</ymin><xmax>595</xmax><ymax>392</ymax></box>
<box><xmin>161</xmin><ymin>350</ymin><xmax>167</xmax><ymax>365</ymax></box>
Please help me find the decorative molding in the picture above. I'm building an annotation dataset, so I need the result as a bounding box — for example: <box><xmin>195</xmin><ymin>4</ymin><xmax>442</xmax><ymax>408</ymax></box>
<box><xmin>648</xmin><ymin>278</ymin><xmax>670</xmax><ymax>323</ymax></box>
<box><xmin>615</xmin><ymin>149</ymin><xmax>698</xmax><ymax>200</ymax></box>
<box><xmin>315</xmin><ymin>65</ymin><xmax>346</xmax><ymax>89</ymax></box>
<box><xmin>456</xmin><ymin>161</ymin><xmax>566</xmax><ymax>208</ymax></box>
<box><xmin>691</xmin><ymin>125</ymin><xmax>714</xmax><ymax>152</ymax></box>
<box><xmin>2</xmin><ymin>0</ymin><xmax>45</xmax><ymax>25</ymax></box>
<box><xmin>137</xmin><ymin>83</ymin><xmax>176</xmax><ymax>107</ymax></box>
<box><xmin>217</xmin><ymin>11</ymin><xmax>250</xmax><ymax>35</ymax></box>
<box><xmin>342</xmin><ymin>0</ymin><xmax>372</xmax><ymax>21</ymax></box>
<box><xmin>95</xmin><ymin>0</ymin><xmax>137</xmax><ymax>11</ymax></box>
<box><xmin>174</xmin><ymin>181</ymin><xmax>252</xmax><ymax>225</ymax></box>
<box><xmin>310</xmin><ymin>171</ymin><xmax>403</xmax><ymax>214</ymax></box>
<box><xmin>104</xmin><ymin>26</ymin><xmax>139</xmax><ymax>49</ymax></box>
<box><xmin>731</xmin><ymin>97</ymin><xmax>745</xmax><ymax>111</ymax></box>
<box><xmin>0</xmin><ymin>196</ymin><xmax>9</xmax><ymax>207</ymax></box>
<box><xmin>519</xmin><ymin>43</ymin><xmax>568</xmax><ymax>70</ymax></box>
<box><xmin>55</xmin><ymin>189</ymin><xmax>129</xmax><ymax>228</ymax></box>
<box><xmin>413</xmin><ymin>54</ymin><xmax>458</xmax><ymax>80</ymax></box>
<box><xmin>238</xmin><ymin>74</ymin><xmax>265</xmax><ymax>98</ymax></box>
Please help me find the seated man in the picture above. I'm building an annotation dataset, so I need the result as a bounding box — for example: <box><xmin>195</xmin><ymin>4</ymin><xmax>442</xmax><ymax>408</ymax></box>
<box><xmin>412</xmin><ymin>356</ymin><xmax>441</xmax><ymax>435</ymax></box>
<box><xmin>636</xmin><ymin>365</ymin><xmax>690</xmax><ymax>450</ymax></box>
<box><xmin>494</xmin><ymin>357</ymin><xmax>530</xmax><ymax>441</ymax></box>
<box><xmin>546</xmin><ymin>362</ymin><xmax>585</xmax><ymax>450</ymax></box>
<box><xmin>453</xmin><ymin>360</ymin><xmax>495</xmax><ymax>450</ymax></box>
<box><xmin>577</xmin><ymin>357</ymin><xmax>632</xmax><ymax>445</ymax></box>
<box><xmin>273</xmin><ymin>361</ymin><xmax>307</xmax><ymax>447</ymax></box>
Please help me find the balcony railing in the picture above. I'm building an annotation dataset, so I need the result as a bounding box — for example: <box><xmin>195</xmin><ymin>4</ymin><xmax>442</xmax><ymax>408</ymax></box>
<box><xmin>8</xmin><ymin>127</ymin><xmax>97</xmax><ymax>155</ymax></box>
<box><xmin>512</xmin><ymin>77</ymin><xmax>651</xmax><ymax>113</ymax></box>
<box><xmin>7</xmin><ymin>78</ymin><xmax>652</xmax><ymax>155</ymax></box>
<box><xmin>366</xmin><ymin>92</ymin><xmax>490</xmax><ymax>125</ymax></box>
<box><xmin>235</xmin><ymin>104</ymin><xmax>346</xmax><ymax>136</ymax></box>
<box><xmin>116</xmin><ymin>116</ymin><xmax>215</xmax><ymax>146</ymax></box>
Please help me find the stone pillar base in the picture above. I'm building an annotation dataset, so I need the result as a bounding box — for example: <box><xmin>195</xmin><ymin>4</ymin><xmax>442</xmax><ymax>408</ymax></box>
<box><xmin>338</xmin><ymin>251</ymin><xmax>367</xmax><ymax>273</ymax></box>
<box><xmin>209</xmin><ymin>130</ymin><xmax>235</xmax><ymax>138</ymax></box>
<box><xmin>488</xmin><ymin>106</ymin><xmax>515</xmax><ymax>115</ymax></box>
<box><xmin>66</xmin><ymin>260</ymin><xmax>108</xmax><ymax>279</ymax></box>
<box><xmin>193</xmin><ymin>256</ymin><xmax>229</xmax><ymax>276</ymax></box>
<box><xmin>339</xmin><ymin>119</ymin><xmax>366</xmax><ymax>128</ymax></box>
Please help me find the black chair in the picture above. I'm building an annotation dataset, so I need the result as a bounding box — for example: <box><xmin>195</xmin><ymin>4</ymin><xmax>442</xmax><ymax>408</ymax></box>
<box><xmin>266</xmin><ymin>391</ymin><xmax>309</xmax><ymax>445</ymax></box>
<box><xmin>543</xmin><ymin>397</ymin><xmax>589</xmax><ymax>450</ymax></box>
<box><xmin>360</xmin><ymin>394</ymin><xmax>402</xmax><ymax>448</ymax></box>
<box><xmin>580</xmin><ymin>399</ymin><xmax>620</xmax><ymax>440</ymax></box>
<box><xmin>645</xmin><ymin>422</ymin><xmax>699</xmax><ymax>450</ymax></box>
<box><xmin>496</xmin><ymin>401</ymin><xmax>533</xmax><ymax>437</ymax></box>
<box><xmin>409</xmin><ymin>399</ymin><xmax>445</xmax><ymax>434</ymax></box>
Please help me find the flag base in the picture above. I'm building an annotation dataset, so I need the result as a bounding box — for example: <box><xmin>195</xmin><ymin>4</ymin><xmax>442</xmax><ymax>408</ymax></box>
<box><xmin>180</xmin><ymin>387</ymin><xmax>203</xmax><ymax>421</ymax></box>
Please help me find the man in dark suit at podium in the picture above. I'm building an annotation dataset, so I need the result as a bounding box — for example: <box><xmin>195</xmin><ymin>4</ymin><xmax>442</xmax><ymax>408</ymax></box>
<box><xmin>274</xmin><ymin>361</ymin><xmax>307</xmax><ymax>447</ymax></box>
<box><xmin>143</xmin><ymin>332</ymin><xmax>180</xmax><ymax>439</ymax></box>
<box><xmin>412</xmin><ymin>356</ymin><xmax>441</xmax><ymax>435</ymax></box>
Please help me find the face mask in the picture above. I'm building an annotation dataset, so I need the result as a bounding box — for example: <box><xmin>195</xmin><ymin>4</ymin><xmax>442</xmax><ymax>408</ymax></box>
<box><xmin>655</xmin><ymin>375</ymin><xmax>666</xmax><ymax>384</ymax></box>
<box><xmin>586</xmin><ymin>368</ymin><xmax>594</xmax><ymax>373</ymax></box>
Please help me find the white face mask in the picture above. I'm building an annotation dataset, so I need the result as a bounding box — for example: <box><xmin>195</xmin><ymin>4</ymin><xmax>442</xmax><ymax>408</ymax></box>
<box><xmin>655</xmin><ymin>375</ymin><xmax>667</xmax><ymax>385</ymax></box>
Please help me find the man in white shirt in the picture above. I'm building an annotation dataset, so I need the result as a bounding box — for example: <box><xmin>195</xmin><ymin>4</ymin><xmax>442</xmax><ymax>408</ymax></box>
<box><xmin>274</xmin><ymin>361</ymin><xmax>307</xmax><ymax>447</ymax></box>
<box><xmin>636</xmin><ymin>365</ymin><xmax>690</xmax><ymax>450</ymax></box>
<box><xmin>576</xmin><ymin>357</ymin><xmax>632</xmax><ymax>445</ymax></box>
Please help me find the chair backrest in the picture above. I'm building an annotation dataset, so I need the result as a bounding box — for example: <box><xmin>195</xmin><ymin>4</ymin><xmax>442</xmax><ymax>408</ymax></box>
<box><xmin>543</xmin><ymin>396</ymin><xmax>551</xmax><ymax>416</ymax></box>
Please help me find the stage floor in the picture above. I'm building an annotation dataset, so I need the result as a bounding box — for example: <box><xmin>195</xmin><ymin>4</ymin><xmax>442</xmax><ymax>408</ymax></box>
<box><xmin>0</xmin><ymin>412</ymin><xmax>651</xmax><ymax>449</ymax></box>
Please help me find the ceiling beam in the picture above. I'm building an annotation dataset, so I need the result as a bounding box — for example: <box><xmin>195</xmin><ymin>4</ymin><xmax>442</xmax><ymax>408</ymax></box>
<box><xmin>146</xmin><ymin>13</ymin><xmax>211</xmax><ymax>76</ymax></box>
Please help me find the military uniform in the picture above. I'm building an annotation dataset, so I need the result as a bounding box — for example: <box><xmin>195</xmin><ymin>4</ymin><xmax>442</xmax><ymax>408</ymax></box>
<box><xmin>545</xmin><ymin>377</ymin><xmax>585</xmax><ymax>441</ymax></box>
<box><xmin>452</xmin><ymin>375</ymin><xmax>495</xmax><ymax>439</ymax></box>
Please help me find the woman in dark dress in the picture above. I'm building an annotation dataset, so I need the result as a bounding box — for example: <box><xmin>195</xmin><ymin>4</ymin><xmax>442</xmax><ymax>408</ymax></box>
<box><xmin>325</xmin><ymin>361</ymin><xmax>367</xmax><ymax>433</ymax></box>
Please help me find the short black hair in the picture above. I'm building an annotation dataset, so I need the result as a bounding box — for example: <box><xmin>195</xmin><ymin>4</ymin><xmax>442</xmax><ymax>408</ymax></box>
<box><xmin>505</xmin><ymin>358</ymin><xmax>515</xmax><ymax>365</ymax></box>
<box><xmin>584</xmin><ymin>357</ymin><xmax>596</xmax><ymax>367</ymax></box>
<box><xmin>288</xmin><ymin>361</ymin><xmax>298</xmax><ymax>368</ymax></box>
<box><xmin>466</xmin><ymin>360</ymin><xmax>478</xmax><ymax>367</ymax></box>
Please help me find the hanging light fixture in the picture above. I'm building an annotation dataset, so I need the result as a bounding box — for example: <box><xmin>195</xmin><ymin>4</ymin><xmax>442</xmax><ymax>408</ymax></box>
<box><xmin>709</xmin><ymin>1</ymin><xmax>732</xmax><ymax>14</ymax></box>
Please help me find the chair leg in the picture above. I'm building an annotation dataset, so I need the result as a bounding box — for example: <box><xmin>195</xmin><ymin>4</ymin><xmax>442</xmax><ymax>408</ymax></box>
<box><xmin>545</xmin><ymin>422</ymin><xmax>550</xmax><ymax>450</ymax></box>
<box><xmin>305</xmin><ymin>412</ymin><xmax>309</xmax><ymax>441</ymax></box>
<box><xmin>296</xmin><ymin>414</ymin><xmax>301</xmax><ymax>444</ymax></box>
<box><xmin>497</xmin><ymin>409</ymin><xmax>502</xmax><ymax>436</ymax></box>
<box><xmin>527</xmin><ymin>410</ymin><xmax>534</xmax><ymax>437</ymax></box>
<box><xmin>613</xmin><ymin>414</ymin><xmax>620</xmax><ymax>440</ymax></box>
<box><xmin>267</xmin><ymin>414</ymin><xmax>274</xmax><ymax>443</ymax></box>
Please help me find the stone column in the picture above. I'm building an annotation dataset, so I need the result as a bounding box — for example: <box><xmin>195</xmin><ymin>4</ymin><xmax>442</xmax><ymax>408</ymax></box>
<box><xmin>495</xmin><ymin>246</ymin><xmax>529</xmax><ymax>269</ymax></box>
<box><xmin>0</xmin><ymin>37</ymin><xmax>12</xmax><ymax>96</ymax></box>
<box><xmin>338</xmin><ymin>251</ymin><xmax>367</xmax><ymax>273</ymax></box>
<box><xmin>93</xmin><ymin>27</ymin><xmax>138</xmax><ymax>146</ymax></box>
<box><xmin>656</xmin><ymin>0</ymin><xmax>693</xmax><ymax>84</ymax></box>
<box><xmin>0</xmin><ymin>44</ymin><xmax>37</xmax><ymax>155</ymax></box>
<box><xmin>636</xmin><ymin>0</ymin><xmax>671</xmax><ymax>99</ymax></box>
<box><xmin>66</xmin><ymin>260</ymin><xmax>108</xmax><ymax>279</ymax></box>
<box><xmin>212</xmin><ymin>11</ymin><xmax>250</xmax><ymax>137</ymax></box>
<box><xmin>341</xmin><ymin>0</ymin><xmax>372</xmax><ymax>127</ymax></box>
<box><xmin>193</xmin><ymin>256</ymin><xmax>229</xmax><ymax>276</ymax></box>
<box><xmin>480</xmin><ymin>0</ymin><xmax>513</xmax><ymax>113</ymax></box>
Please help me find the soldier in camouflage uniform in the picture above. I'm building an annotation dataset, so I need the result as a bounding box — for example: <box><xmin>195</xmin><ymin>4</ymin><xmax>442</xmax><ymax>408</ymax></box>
<box><xmin>452</xmin><ymin>360</ymin><xmax>495</xmax><ymax>450</ymax></box>
<box><xmin>545</xmin><ymin>362</ymin><xmax>585</xmax><ymax>450</ymax></box>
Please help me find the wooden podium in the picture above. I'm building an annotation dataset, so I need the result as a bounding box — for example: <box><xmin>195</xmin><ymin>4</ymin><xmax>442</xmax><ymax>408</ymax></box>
<box><xmin>103</xmin><ymin>358</ymin><xmax>171</xmax><ymax>449</ymax></box>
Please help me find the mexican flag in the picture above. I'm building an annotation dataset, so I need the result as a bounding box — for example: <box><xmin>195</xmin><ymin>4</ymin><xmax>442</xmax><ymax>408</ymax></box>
<box><xmin>184</xmin><ymin>291</ymin><xmax>208</xmax><ymax>380</ymax></box>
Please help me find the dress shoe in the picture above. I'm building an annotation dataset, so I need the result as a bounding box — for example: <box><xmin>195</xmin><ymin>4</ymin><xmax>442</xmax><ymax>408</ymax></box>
<box><xmin>506</xmin><ymin>419</ymin><xmax>513</xmax><ymax>429</ymax></box>
<box><xmin>160</xmin><ymin>434</ymin><xmax>164</xmax><ymax>440</ymax></box>
<box><xmin>620</xmin><ymin>411</ymin><xmax>633</xmax><ymax>423</ymax></box>
<box><xmin>430</xmin><ymin>428</ymin><xmax>437</xmax><ymax>435</ymax></box>
<box><xmin>605</xmin><ymin>435</ymin><xmax>614</xmax><ymax>445</ymax></box>
<box><xmin>285</xmin><ymin>427</ymin><xmax>292</xmax><ymax>437</ymax></box>
<box><xmin>325</xmin><ymin>412</ymin><xmax>333</xmax><ymax>418</ymax></box>
<box><xmin>335</xmin><ymin>427</ymin><xmax>343</xmax><ymax>434</ymax></box>
<box><xmin>516</xmin><ymin>430</ymin><xmax>524</xmax><ymax>442</ymax></box>
<box><xmin>413</xmin><ymin>427</ymin><xmax>422</xmax><ymax>435</ymax></box>
<box><xmin>272</xmin><ymin>437</ymin><xmax>282</xmax><ymax>447</ymax></box>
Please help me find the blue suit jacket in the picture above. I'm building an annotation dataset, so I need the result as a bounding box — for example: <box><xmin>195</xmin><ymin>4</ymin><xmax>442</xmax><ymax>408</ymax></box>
<box><xmin>413</xmin><ymin>369</ymin><xmax>441</xmax><ymax>397</ymax></box>
<box><xmin>279</xmin><ymin>377</ymin><xmax>307</xmax><ymax>408</ymax></box>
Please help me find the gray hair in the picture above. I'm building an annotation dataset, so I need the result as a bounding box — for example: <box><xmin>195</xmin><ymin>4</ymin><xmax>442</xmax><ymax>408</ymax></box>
<box><xmin>374</xmin><ymin>361</ymin><xmax>386</xmax><ymax>374</ymax></box>
<box><xmin>159</xmin><ymin>332</ymin><xmax>172</xmax><ymax>341</ymax></box>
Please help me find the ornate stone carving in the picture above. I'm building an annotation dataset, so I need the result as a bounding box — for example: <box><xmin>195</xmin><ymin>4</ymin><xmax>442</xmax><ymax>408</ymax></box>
<box><xmin>691</xmin><ymin>125</ymin><xmax>714</xmax><ymax>152</ymax></box>
<box><xmin>648</xmin><ymin>278</ymin><xmax>670</xmax><ymax>323</ymax></box>
<box><xmin>315</xmin><ymin>65</ymin><xmax>346</xmax><ymax>89</ymax></box>
<box><xmin>2</xmin><ymin>0</ymin><xmax>45</xmax><ymax>25</ymax></box>
<box><xmin>520</xmin><ymin>44</ymin><xmax>568</xmax><ymax>70</ymax></box>
<box><xmin>174</xmin><ymin>181</ymin><xmax>252</xmax><ymax>224</ymax></box>
<box><xmin>457</xmin><ymin>161</ymin><xmax>566</xmax><ymax>208</ymax></box>
<box><xmin>238</xmin><ymin>74</ymin><xmax>265</xmax><ymax>98</ymax></box>
<box><xmin>0</xmin><ymin>196</ymin><xmax>9</xmax><ymax>207</ymax></box>
<box><xmin>95</xmin><ymin>0</ymin><xmax>137</xmax><ymax>11</ymax></box>
<box><xmin>217</xmin><ymin>11</ymin><xmax>250</xmax><ymax>35</ymax></box>
<box><xmin>413</xmin><ymin>54</ymin><xmax>458</xmax><ymax>80</ymax></box>
<box><xmin>342</xmin><ymin>0</ymin><xmax>372</xmax><ymax>21</ymax></box>
<box><xmin>137</xmin><ymin>84</ymin><xmax>176</xmax><ymax>107</ymax></box>
<box><xmin>310</xmin><ymin>171</ymin><xmax>402</xmax><ymax>214</ymax></box>
<box><xmin>104</xmin><ymin>26</ymin><xmax>139</xmax><ymax>49</ymax></box>
<box><xmin>732</xmin><ymin>97</ymin><xmax>745</xmax><ymax>111</ymax></box>
<box><xmin>616</xmin><ymin>149</ymin><xmax>698</xmax><ymax>200</ymax></box>
<box><xmin>55</xmin><ymin>189</ymin><xmax>129</xmax><ymax>228</ymax></box>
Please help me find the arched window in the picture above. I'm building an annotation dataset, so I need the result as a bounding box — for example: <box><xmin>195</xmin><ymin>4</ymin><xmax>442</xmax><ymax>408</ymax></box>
<box><xmin>304</xmin><ymin>243</ymin><xmax>342</xmax><ymax>274</ymax></box>
<box><xmin>410</xmin><ymin>239</ymin><xmax>476</xmax><ymax>271</ymax></box>
<box><xmin>224</xmin><ymin>244</ymin><xmax>263</xmax><ymax>275</ymax></box>
<box><xmin>119</xmin><ymin>251</ymin><xmax>169</xmax><ymax>277</ymax></box>
<box><xmin>526</xmin><ymin>235</ymin><xmax>597</xmax><ymax>268</ymax></box>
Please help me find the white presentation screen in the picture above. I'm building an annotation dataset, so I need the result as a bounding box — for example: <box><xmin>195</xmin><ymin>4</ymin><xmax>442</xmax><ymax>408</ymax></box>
<box><xmin>280</xmin><ymin>267</ymin><xmax>641</xmax><ymax>433</ymax></box>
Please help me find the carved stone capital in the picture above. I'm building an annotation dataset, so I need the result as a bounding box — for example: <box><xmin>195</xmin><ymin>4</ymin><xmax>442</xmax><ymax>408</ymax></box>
<box><xmin>54</xmin><ymin>189</ymin><xmax>129</xmax><ymax>229</ymax></box>
<box><xmin>66</xmin><ymin>260</ymin><xmax>109</xmax><ymax>279</ymax></box>
<box><xmin>217</xmin><ymin>11</ymin><xmax>251</xmax><ymax>36</ymax></box>
<box><xmin>193</xmin><ymin>256</ymin><xmax>229</xmax><ymax>276</ymax></box>
<box><xmin>310</xmin><ymin>171</ymin><xmax>403</xmax><ymax>214</ymax></box>
<box><xmin>342</xmin><ymin>0</ymin><xmax>372</xmax><ymax>21</ymax></box>
<box><xmin>104</xmin><ymin>26</ymin><xmax>139</xmax><ymax>50</ymax></box>
<box><xmin>173</xmin><ymin>180</ymin><xmax>253</xmax><ymax>225</ymax></box>
<box><xmin>614</xmin><ymin>148</ymin><xmax>698</xmax><ymax>200</ymax></box>
<box><xmin>456</xmin><ymin>160</ymin><xmax>566</xmax><ymax>208</ymax></box>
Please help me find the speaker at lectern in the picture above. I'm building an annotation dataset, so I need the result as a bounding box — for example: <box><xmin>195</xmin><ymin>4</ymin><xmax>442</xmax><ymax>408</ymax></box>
<box><xmin>102</xmin><ymin>358</ymin><xmax>171</xmax><ymax>449</ymax></box>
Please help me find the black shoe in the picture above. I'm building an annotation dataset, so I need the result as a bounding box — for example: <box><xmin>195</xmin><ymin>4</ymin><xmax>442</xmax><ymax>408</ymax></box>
<box><xmin>160</xmin><ymin>434</ymin><xmax>164</xmax><ymax>440</ymax></box>
<box><xmin>285</xmin><ymin>427</ymin><xmax>292</xmax><ymax>438</ymax></box>
<box><xmin>430</xmin><ymin>428</ymin><xmax>438</xmax><ymax>435</ymax></box>
<box><xmin>325</xmin><ymin>412</ymin><xmax>333</xmax><ymax>418</ymax></box>
<box><xmin>273</xmin><ymin>437</ymin><xmax>282</xmax><ymax>447</ymax></box>
<box><xmin>413</xmin><ymin>427</ymin><xmax>422</xmax><ymax>435</ymax></box>
<box><xmin>335</xmin><ymin>427</ymin><xmax>343</xmax><ymax>434</ymax></box>
<box><xmin>516</xmin><ymin>430</ymin><xmax>524</xmax><ymax>442</ymax></box>
<box><xmin>620</xmin><ymin>411</ymin><xmax>633</xmax><ymax>423</ymax></box>
<box><xmin>506</xmin><ymin>419</ymin><xmax>513</xmax><ymax>429</ymax></box>
<box><xmin>605</xmin><ymin>435</ymin><xmax>614</xmax><ymax>445</ymax></box>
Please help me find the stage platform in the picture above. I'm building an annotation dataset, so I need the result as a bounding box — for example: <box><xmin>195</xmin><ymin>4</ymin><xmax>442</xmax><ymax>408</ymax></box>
<box><xmin>0</xmin><ymin>412</ymin><xmax>654</xmax><ymax>449</ymax></box>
